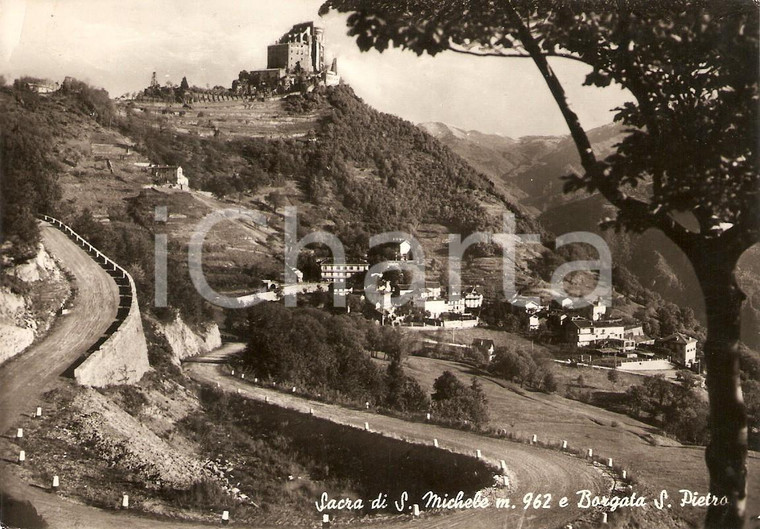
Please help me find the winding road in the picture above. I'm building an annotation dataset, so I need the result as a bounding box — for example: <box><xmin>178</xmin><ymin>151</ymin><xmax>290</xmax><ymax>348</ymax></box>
<box><xmin>188</xmin><ymin>356</ymin><xmax>614</xmax><ymax>529</ymax></box>
<box><xmin>2</xmin><ymin>222</ymin><xmax>612</xmax><ymax>529</ymax></box>
<box><xmin>0</xmin><ymin>222</ymin><xmax>119</xmax><ymax>436</ymax></box>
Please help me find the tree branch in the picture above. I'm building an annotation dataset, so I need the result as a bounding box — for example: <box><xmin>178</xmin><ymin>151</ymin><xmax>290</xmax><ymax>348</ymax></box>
<box><xmin>501</xmin><ymin>0</ymin><xmax>697</xmax><ymax>251</ymax></box>
<box><xmin>447</xmin><ymin>44</ymin><xmax>591</xmax><ymax>65</ymax></box>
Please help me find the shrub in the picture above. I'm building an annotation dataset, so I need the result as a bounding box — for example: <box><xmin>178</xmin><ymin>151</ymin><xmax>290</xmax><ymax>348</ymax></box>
<box><xmin>431</xmin><ymin>372</ymin><xmax>489</xmax><ymax>427</ymax></box>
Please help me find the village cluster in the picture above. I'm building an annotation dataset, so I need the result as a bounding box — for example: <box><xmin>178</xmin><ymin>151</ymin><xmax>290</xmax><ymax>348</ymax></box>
<box><xmin>275</xmin><ymin>235</ymin><xmax>700</xmax><ymax>374</ymax></box>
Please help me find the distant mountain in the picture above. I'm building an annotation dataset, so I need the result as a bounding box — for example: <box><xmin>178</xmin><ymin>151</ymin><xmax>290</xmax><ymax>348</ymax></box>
<box><xmin>421</xmin><ymin>122</ymin><xmax>551</xmax><ymax>213</ymax></box>
<box><xmin>423</xmin><ymin>120</ymin><xmax>760</xmax><ymax>349</ymax></box>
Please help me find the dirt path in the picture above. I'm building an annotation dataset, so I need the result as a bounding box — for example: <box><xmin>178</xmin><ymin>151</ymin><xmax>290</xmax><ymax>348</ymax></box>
<box><xmin>188</xmin><ymin>358</ymin><xmax>614</xmax><ymax>529</ymax></box>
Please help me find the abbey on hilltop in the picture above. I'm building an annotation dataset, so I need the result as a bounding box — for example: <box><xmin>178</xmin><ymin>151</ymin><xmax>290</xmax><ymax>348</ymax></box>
<box><xmin>234</xmin><ymin>22</ymin><xmax>340</xmax><ymax>96</ymax></box>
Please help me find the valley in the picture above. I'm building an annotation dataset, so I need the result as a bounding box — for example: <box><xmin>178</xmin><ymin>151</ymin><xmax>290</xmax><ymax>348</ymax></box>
<box><xmin>1</xmin><ymin>27</ymin><xmax>758</xmax><ymax>528</ymax></box>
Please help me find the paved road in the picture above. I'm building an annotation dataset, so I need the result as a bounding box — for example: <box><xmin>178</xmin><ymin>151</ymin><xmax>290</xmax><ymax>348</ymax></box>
<box><xmin>0</xmin><ymin>223</ymin><xmax>119</xmax><ymax>436</ymax></box>
<box><xmin>0</xmin><ymin>227</ymin><xmax>610</xmax><ymax>528</ymax></box>
<box><xmin>188</xmin><ymin>353</ymin><xmax>614</xmax><ymax>529</ymax></box>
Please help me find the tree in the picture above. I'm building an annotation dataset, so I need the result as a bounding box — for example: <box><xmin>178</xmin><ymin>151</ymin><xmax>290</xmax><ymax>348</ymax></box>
<box><xmin>607</xmin><ymin>368</ymin><xmax>620</xmax><ymax>389</ymax></box>
<box><xmin>431</xmin><ymin>371</ymin><xmax>489</xmax><ymax>426</ymax></box>
<box><xmin>385</xmin><ymin>358</ymin><xmax>429</xmax><ymax>412</ymax></box>
<box><xmin>321</xmin><ymin>2</ymin><xmax>759</xmax><ymax>525</ymax></box>
<box><xmin>432</xmin><ymin>370</ymin><xmax>466</xmax><ymax>401</ymax></box>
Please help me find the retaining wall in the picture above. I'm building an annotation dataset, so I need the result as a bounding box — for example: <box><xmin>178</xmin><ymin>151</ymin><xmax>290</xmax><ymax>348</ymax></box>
<box><xmin>41</xmin><ymin>215</ymin><xmax>150</xmax><ymax>387</ymax></box>
<box><xmin>616</xmin><ymin>359</ymin><xmax>674</xmax><ymax>371</ymax></box>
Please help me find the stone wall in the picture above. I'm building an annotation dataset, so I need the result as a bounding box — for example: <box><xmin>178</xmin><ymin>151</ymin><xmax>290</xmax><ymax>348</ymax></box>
<box><xmin>617</xmin><ymin>359</ymin><xmax>674</xmax><ymax>371</ymax></box>
<box><xmin>41</xmin><ymin>215</ymin><xmax>150</xmax><ymax>387</ymax></box>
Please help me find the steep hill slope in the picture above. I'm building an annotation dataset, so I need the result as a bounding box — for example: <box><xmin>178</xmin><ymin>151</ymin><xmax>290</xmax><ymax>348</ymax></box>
<box><xmin>3</xmin><ymin>82</ymin><xmax>560</xmax><ymax>322</ymax></box>
<box><xmin>116</xmin><ymin>86</ymin><xmax>548</xmax><ymax>297</ymax></box>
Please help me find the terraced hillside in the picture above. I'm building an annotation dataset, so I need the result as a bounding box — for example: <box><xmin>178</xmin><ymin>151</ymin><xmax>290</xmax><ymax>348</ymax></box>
<box><xmin>130</xmin><ymin>97</ymin><xmax>324</xmax><ymax>139</ymax></box>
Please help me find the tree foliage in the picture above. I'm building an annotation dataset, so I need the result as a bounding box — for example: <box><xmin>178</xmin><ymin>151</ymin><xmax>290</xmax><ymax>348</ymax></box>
<box><xmin>0</xmin><ymin>85</ymin><xmax>62</xmax><ymax>260</ymax></box>
<box><xmin>242</xmin><ymin>303</ymin><xmax>428</xmax><ymax>411</ymax></box>
<box><xmin>431</xmin><ymin>371</ymin><xmax>489</xmax><ymax>426</ymax></box>
<box><xmin>625</xmin><ymin>374</ymin><xmax>709</xmax><ymax>444</ymax></box>
<box><xmin>489</xmin><ymin>344</ymin><xmax>557</xmax><ymax>392</ymax></box>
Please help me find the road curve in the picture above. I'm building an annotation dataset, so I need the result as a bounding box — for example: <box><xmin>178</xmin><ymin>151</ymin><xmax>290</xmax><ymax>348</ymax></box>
<box><xmin>0</xmin><ymin>222</ymin><xmax>119</xmax><ymax>435</ymax></box>
<box><xmin>0</xmin><ymin>226</ymin><xmax>299</xmax><ymax>529</ymax></box>
<box><xmin>0</xmin><ymin>225</ymin><xmax>609</xmax><ymax>528</ymax></box>
<box><xmin>189</xmin><ymin>359</ymin><xmax>613</xmax><ymax>529</ymax></box>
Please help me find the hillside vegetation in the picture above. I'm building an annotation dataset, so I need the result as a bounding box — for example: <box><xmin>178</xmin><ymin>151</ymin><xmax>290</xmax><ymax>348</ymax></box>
<box><xmin>122</xmin><ymin>86</ymin><xmax>537</xmax><ymax>243</ymax></box>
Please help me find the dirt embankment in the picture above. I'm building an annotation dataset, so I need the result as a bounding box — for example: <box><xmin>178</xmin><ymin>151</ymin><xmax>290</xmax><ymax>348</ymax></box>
<box><xmin>0</xmin><ymin>243</ymin><xmax>70</xmax><ymax>365</ymax></box>
<box><xmin>7</xmin><ymin>371</ymin><xmax>497</xmax><ymax>528</ymax></box>
<box><xmin>158</xmin><ymin>314</ymin><xmax>221</xmax><ymax>363</ymax></box>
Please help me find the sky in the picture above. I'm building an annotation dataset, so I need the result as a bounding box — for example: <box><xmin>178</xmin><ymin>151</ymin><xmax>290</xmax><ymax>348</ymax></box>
<box><xmin>0</xmin><ymin>0</ymin><xmax>632</xmax><ymax>137</ymax></box>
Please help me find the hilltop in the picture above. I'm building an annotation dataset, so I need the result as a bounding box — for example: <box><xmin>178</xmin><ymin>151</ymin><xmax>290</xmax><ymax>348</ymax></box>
<box><xmin>2</xmin><ymin>81</ymin><xmax>562</xmax><ymax>325</ymax></box>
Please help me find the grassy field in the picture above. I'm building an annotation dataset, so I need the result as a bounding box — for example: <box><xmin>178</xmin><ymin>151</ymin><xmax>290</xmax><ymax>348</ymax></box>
<box><xmin>401</xmin><ymin>355</ymin><xmax>760</xmax><ymax>527</ymax></box>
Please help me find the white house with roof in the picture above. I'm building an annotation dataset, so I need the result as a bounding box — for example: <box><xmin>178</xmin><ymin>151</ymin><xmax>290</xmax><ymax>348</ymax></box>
<box><xmin>151</xmin><ymin>165</ymin><xmax>189</xmax><ymax>190</ymax></box>
<box><xmin>659</xmin><ymin>333</ymin><xmax>698</xmax><ymax>367</ymax></box>
<box><xmin>463</xmin><ymin>287</ymin><xmax>484</xmax><ymax>309</ymax></box>
<box><xmin>584</xmin><ymin>298</ymin><xmax>608</xmax><ymax>321</ymax></box>
<box><xmin>565</xmin><ymin>317</ymin><xmax>626</xmax><ymax>347</ymax></box>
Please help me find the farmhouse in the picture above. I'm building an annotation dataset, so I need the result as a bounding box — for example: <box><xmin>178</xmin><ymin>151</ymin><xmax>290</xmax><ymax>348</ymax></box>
<box><xmin>659</xmin><ymin>333</ymin><xmax>698</xmax><ymax>368</ymax></box>
<box><xmin>151</xmin><ymin>165</ymin><xmax>189</xmax><ymax>190</ymax></box>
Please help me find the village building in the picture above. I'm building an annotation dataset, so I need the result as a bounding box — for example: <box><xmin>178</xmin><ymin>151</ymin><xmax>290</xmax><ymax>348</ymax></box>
<box><xmin>319</xmin><ymin>261</ymin><xmax>369</xmax><ymax>282</ymax></box>
<box><xmin>551</xmin><ymin>297</ymin><xmax>574</xmax><ymax>310</ymax></box>
<box><xmin>462</xmin><ymin>287</ymin><xmax>484</xmax><ymax>310</ymax></box>
<box><xmin>447</xmin><ymin>297</ymin><xmax>467</xmax><ymax>314</ymax></box>
<box><xmin>564</xmin><ymin>317</ymin><xmax>626</xmax><ymax>348</ymax></box>
<box><xmin>624</xmin><ymin>324</ymin><xmax>655</xmax><ymax>348</ymax></box>
<box><xmin>659</xmin><ymin>333</ymin><xmax>698</xmax><ymax>368</ymax></box>
<box><xmin>508</xmin><ymin>296</ymin><xmax>543</xmax><ymax>314</ymax></box>
<box><xmin>584</xmin><ymin>297</ymin><xmax>608</xmax><ymax>321</ymax></box>
<box><xmin>394</xmin><ymin>239</ymin><xmax>412</xmax><ymax>260</ymax></box>
<box><xmin>419</xmin><ymin>298</ymin><xmax>449</xmax><ymax>319</ymax></box>
<box><xmin>151</xmin><ymin>165</ymin><xmax>189</xmax><ymax>190</ymax></box>
<box><xmin>397</xmin><ymin>281</ymin><xmax>442</xmax><ymax>300</ymax></box>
